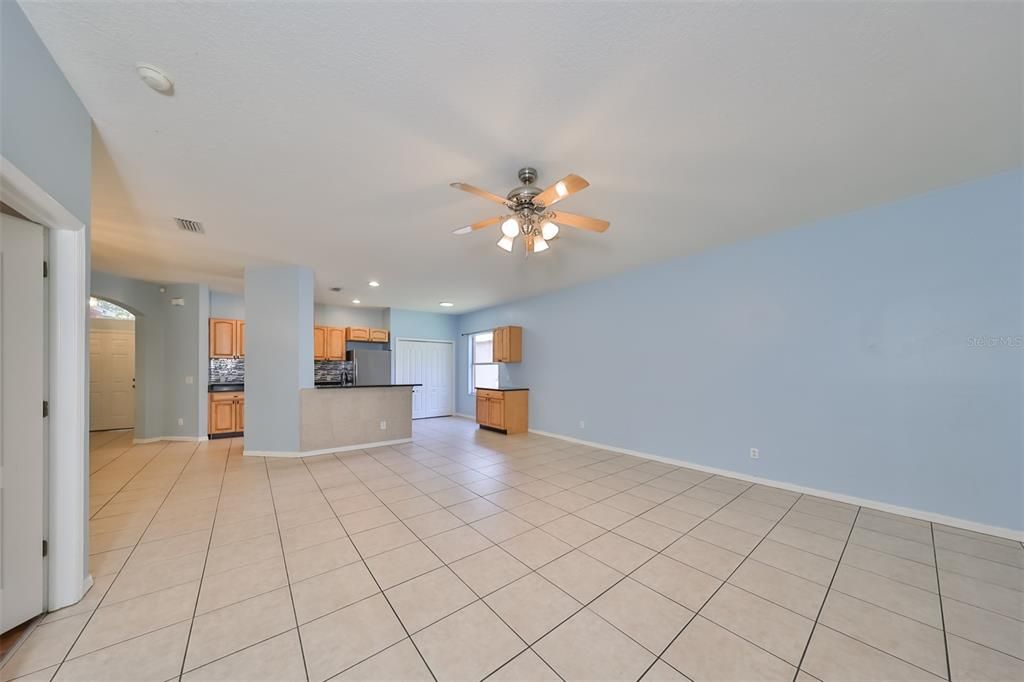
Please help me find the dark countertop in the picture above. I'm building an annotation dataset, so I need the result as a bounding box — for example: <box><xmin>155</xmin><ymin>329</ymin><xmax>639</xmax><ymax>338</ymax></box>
<box><xmin>476</xmin><ymin>387</ymin><xmax>529</xmax><ymax>392</ymax></box>
<box><xmin>315</xmin><ymin>383</ymin><xmax>421</xmax><ymax>389</ymax></box>
<box><xmin>213</xmin><ymin>383</ymin><xmax>422</xmax><ymax>391</ymax></box>
<box><xmin>209</xmin><ymin>383</ymin><xmax>244</xmax><ymax>392</ymax></box>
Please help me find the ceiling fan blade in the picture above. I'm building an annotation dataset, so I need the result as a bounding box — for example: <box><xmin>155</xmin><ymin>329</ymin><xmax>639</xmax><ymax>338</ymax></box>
<box><xmin>450</xmin><ymin>182</ymin><xmax>509</xmax><ymax>206</ymax></box>
<box><xmin>452</xmin><ymin>216</ymin><xmax>504</xmax><ymax>235</ymax></box>
<box><xmin>533</xmin><ymin>174</ymin><xmax>589</xmax><ymax>208</ymax></box>
<box><xmin>550</xmin><ymin>211</ymin><xmax>610</xmax><ymax>233</ymax></box>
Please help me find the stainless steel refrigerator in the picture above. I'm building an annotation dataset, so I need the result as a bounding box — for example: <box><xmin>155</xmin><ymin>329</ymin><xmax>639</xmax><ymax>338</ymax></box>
<box><xmin>346</xmin><ymin>349</ymin><xmax>392</xmax><ymax>386</ymax></box>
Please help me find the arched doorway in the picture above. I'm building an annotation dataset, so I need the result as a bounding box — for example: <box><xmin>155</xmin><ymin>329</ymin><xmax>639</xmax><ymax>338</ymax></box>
<box><xmin>88</xmin><ymin>296</ymin><xmax>136</xmax><ymax>431</ymax></box>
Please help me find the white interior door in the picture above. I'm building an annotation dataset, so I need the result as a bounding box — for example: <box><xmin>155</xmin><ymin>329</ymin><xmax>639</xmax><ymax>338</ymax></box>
<box><xmin>0</xmin><ymin>214</ymin><xmax>46</xmax><ymax>631</ymax></box>
<box><xmin>395</xmin><ymin>340</ymin><xmax>453</xmax><ymax>419</ymax></box>
<box><xmin>89</xmin><ymin>327</ymin><xmax>135</xmax><ymax>430</ymax></box>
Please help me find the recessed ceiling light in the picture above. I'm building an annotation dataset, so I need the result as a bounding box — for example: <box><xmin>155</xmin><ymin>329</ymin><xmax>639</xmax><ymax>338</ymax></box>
<box><xmin>368</xmin><ymin>281</ymin><xmax>380</xmax><ymax>287</ymax></box>
<box><xmin>352</xmin><ymin>299</ymin><xmax>361</xmax><ymax>304</ymax></box>
<box><xmin>329</xmin><ymin>286</ymin><xmax>342</xmax><ymax>292</ymax></box>
<box><xmin>439</xmin><ymin>302</ymin><xmax>454</xmax><ymax>308</ymax></box>
<box><xmin>136</xmin><ymin>63</ymin><xmax>174</xmax><ymax>94</ymax></box>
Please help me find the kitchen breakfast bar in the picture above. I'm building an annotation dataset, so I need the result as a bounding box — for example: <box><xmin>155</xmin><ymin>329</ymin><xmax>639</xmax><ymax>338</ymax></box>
<box><xmin>299</xmin><ymin>384</ymin><xmax>420</xmax><ymax>454</ymax></box>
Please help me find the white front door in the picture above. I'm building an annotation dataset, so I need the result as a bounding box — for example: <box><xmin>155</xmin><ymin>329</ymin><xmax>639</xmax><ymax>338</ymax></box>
<box><xmin>395</xmin><ymin>340</ymin><xmax>454</xmax><ymax>419</ymax></box>
<box><xmin>0</xmin><ymin>214</ymin><xmax>46</xmax><ymax>631</ymax></box>
<box><xmin>89</xmin><ymin>327</ymin><xmax>135</xmax><ymax>430</ymax></box>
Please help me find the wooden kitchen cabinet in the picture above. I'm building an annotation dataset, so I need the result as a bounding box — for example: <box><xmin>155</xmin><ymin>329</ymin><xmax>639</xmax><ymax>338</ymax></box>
<box><xmin>327</xmin><ymin>327</ymin><xmax>347</xmax><ymax>359</ymax></box>
<box><xmin>315</xmin><ymin>326</ymin><xmax>348</xmax><ymax>360</ymax></box>
<box><xmin>209</xmin><ymin>392</ymin><xmax>244</xmax><ymax>435</ymax></box>
<box><xmin>475</xmin><ymin>388</ymin><xmax>528</xmax><ymax>434</ymax></box>
<box><xmin>313</xmin><ymin>326</ymin><xmax>328</xmax><ymax>360</ymax></box>
<box><xmin>209</xmin><ymin>318</ymin><xmax>244</xmax><ymax>358</ymax></box>
<box><xmin>369</xmin><ymin>328</ymin><xmax>389</xmax><ymax>343</ymax></box>
<box><xmin>492</xmin><ymin>326</ymin><xmax>522</xmax><ymax>363</ymax></box>
<box><xmin>347</xmin><ymin>326</ymin><xmax>370</xmax><ymax>342</ymax></box>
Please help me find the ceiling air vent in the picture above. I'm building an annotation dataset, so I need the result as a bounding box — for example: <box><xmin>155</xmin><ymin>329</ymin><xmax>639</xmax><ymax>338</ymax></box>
<box><xmin>175</xmin><ymin>217</ymin><xmax>204</xmax><ymax>234</ymax></box>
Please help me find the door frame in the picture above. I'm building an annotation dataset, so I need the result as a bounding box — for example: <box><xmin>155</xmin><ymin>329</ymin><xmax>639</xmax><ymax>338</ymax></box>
<box><xmin>394</xmin><ymin>338</ymin><xmax>455</xmax><ymax>419</ymax></box>
<box><xmin>1</xmin><ymin>155</ymin><xmax>90</xmax><ymax>611</ymax></box>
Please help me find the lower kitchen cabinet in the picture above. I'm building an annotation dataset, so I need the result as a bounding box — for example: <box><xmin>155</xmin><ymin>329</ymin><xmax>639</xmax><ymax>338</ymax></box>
<box><xmin>475</xmin><ymin>388</ymin><xmax>528</xmax><ymax>434</ymax></box>
<box><xmin>209</xmin><ymin>392</ymin><xmax>244</xmax><ymax>436</ymax></box>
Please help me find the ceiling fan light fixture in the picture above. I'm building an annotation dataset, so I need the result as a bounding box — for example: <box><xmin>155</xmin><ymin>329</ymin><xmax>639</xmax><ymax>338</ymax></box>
<box><xmin>532</xmin><ymin>237</ymin><xmax>549</xmax><ymax>253</ymax></box>
<box><xmin>541</xmin><ymin>221</ymin><xmax>559</xmax><ymax>240</ymax></box>
<box><xmin>501</xmin><ymin>218</ymin><xmax>519</xmax><ymax>238</ymax></box>
<box><xmin>497</xmin><ymin>235</ymin><xmax>515</xmax><ymax>252</ymax></box>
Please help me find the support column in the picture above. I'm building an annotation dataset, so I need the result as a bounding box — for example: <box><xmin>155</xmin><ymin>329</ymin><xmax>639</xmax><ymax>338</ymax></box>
<box><xmin>243</xmin><ymin>265</ymin><xmax>314</xmax><ymax>454</ymax></box>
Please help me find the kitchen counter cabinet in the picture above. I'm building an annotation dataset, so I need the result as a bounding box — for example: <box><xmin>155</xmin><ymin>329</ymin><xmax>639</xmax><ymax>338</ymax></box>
<box><xmin>209</xmin><ymin>391</ymin><xmax>244</xmax><ymax>436</ymax></box>
<box><xmin>475</xmin><ymin>388</ymin><xmax>528</xmax><ymax>434</ymax></box>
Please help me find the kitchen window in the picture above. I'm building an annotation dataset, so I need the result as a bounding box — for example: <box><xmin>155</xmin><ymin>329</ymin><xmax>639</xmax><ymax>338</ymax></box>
<box><xmin>470</xmin><ymin>331</ymin><xmax>499</xmax><ymax>393</ymax></box>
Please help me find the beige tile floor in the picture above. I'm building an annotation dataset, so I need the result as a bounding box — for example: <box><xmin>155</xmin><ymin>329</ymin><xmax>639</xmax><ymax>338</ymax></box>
<box><xmin>2</xmin><ymin>418</ymin><xmax>1022</xmax><ymax>681</ymax></box>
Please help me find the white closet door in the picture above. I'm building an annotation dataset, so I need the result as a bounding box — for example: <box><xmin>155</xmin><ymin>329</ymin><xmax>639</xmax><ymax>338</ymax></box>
<box><xmin>395</xmin><ymin>340</ymin><xmax>453</xmax><ymax>419</ymax></box>
<box><xmin>0</xmin><ymin>214</ymin><xmax>46</xmax><ymax>630</ymax></box>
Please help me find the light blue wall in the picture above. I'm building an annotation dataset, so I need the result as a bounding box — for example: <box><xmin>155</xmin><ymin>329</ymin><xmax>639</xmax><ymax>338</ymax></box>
<box><xmin>457</xmin><ymin>170</ymin><xmax>1024</xmax><ymax>531</ymax></box>
<box><xmin>389</xmin><ymin>309</ymin><xmax>458</xmax><ymax>345</ymax></box>
<box><xmin>3</xmin><ymin>2</ymin><xmax>94</xmax><ymax>571</ymax></box>
<box><xmin>315</xmin><ymin>303</ymin><xmax>387</xmax><ymax>329</ymax></box>
<box><xmin>244</xmin><ymin>266</ymin><xmax>314</xmax><ymax>452</ymax></box>
<box><xmin>1</xmin><ymin>2</ymin><xmax>91</xmax><ymax>225</ymax></box>
<box><xmin>91</xmin><ymin>272</ymin><xmax>209</xmax><ymax>439</ymax></box>
<box><xmin>163</xmin><ymin>283</ymin><xmax>209</xmax><ymax>437</ymax></box>
<box><xmin>210</xmin><ymin>291</ymin><xmax>245</xmax><ymax>319</ymax></box>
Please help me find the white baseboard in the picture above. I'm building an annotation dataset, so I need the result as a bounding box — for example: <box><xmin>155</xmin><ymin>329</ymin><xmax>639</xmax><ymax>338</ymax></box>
<box><xmin>528</xmin><ymin>428</ymin><xmax>1024</xmax><ymax>542</ymax></box>
<box><xmin>244</xmin><ymin>437</ymin><xmax>413</xmax><ymax>459</ymax></box>
<box><xmin>132</xmin><ymin>436</ymin><xmax>209</xmax><ymax>444</ymax></box>
<box><xmin>453</xmin><ymin>413</ymin><xmax>475</xmax><ymax>420</ymax></box>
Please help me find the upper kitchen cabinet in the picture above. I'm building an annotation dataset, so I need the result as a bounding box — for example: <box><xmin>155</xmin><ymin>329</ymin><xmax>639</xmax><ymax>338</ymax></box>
<box><xmin>313</xmin><ymin>326</ymin><xmax>327</xmax><ymax>360</ymax></box>
<box><xmin>493</xmin><ymin>325</ymin><xmax>522</xmax><ymax>363</ymax></box>
<box><xmin>327</xmin><ymin>327</ymin><xmax>347</xmax><ymax>359</ymax></box>
<box><xmin>369</xmin><ymin>328</ymin><xmax>389</xmax><ymax>343</ymax></box>
<box><xmin>315</xmin><ymin>326</ymin><xmax>349</xmax><ymax>360</ymax></box>
<box><xmin>210</xmin><ymin>318</ymin><xmax>245</xmax><ymax>358</ymax></box>
<box><xmin>347</xmin><ymin>326</ymin><xmax>370</xmax><ymax>342</ymax></box>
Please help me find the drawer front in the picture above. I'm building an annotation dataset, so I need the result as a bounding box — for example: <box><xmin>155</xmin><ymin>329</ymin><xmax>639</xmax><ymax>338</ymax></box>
<box><xmin>476</xmin><ymin>389</ymin><xmax>505</xmax><ymax>401</ymax></box>
<box><xmin>210</xmin><ymin>391</ymin><xmax>243</xmax><ymax>402</ymax></box>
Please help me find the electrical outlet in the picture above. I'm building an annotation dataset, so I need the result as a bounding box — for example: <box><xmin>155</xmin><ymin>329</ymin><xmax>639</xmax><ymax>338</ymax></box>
<box><xmin>185</xmin><ymin>375</ymin><xmax>193</xmax><ymax>385</ymax></box>
<box><xmin>579</xmin><ymin>420</ymin><xmax>585</xmax><ymax>429</ymax></box>
<box><xmin>750</xmin><ymin>448</ymin><xmax>759</xmax><ymax>459</ymax></box>
<box><xmin>379</xmin><ymin>420</ymin><xmax>387</xmax><ymax>431</ymax></box>
<box><xmin>178</xmin><ymin>417</ymin><xmax>184</xmax><ymax>427</ymax></box>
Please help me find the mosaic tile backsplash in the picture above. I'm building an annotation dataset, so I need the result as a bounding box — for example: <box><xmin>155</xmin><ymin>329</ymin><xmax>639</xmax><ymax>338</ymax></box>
<box><xmin>315</xmin><ymin>360</ymin><xmax>353</xmax><ymax>384</ymax></box>
<box><xmin>209</xmin><ymin>358</ymin><xmax>353</xmax><ymax>385</ymax></box>
<box><xmin>209</xmin><ymin>357</ymin><xmax>245</xmax><ymax>384</ymax></box>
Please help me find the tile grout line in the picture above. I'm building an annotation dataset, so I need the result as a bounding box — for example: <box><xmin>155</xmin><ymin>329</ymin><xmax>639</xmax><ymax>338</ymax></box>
<box><xmin>931</xmin><ymin>522</ymin><xmax>954</xmax><ymax>681</ymax></box>
<box><xmin>299</xmin><ymin>454</ymin><xmax>439</xmax><ymax>682</ymax></box>
<box><xmin>48</xmin><ymin>441</ymin><xmax>204</xmax><ymax>679</ymax></box>
<box><xmin>263</xmin><ymin>456</ymin><xmax>312</xmax><ymax>682</ymax></box>
<box><xmin>330</xmin><ymin>445</ymin><xmax>644</xmax><ymax>679</ymax></box>
<box><xmin>176</xmin><ymin>440</ymin><xmax>233</xmax><ymax>679</ymax></box>
<box><xmin>348</xmin><ymin>444</ymin><xmax>828</xmax><ymax>676</ymax></box>
<box><xmin>633</xmin><ymin>488</ymin><xmax>806</xmax><ymax>681</ymax></box>
<box><xmin>790</xmin><ymin>506</ymin><xmax>861</xmax><ymax>682</ymax></box>
<box><xmin>87</xmin><ymin>443</ymin><xmax>168</xmax><ymax>520</ymax></box>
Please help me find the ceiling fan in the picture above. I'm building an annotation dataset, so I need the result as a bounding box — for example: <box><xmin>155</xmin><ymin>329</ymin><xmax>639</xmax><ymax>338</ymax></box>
<box><xmin>451</xmin><ymin>167</ymin><xmax>609</xmax><ymax>254</ymax></box>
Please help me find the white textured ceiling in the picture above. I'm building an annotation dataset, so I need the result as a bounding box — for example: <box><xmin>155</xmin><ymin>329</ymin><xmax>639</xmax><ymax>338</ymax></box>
<box><xmin>20</xmin><ymin>0</ymin><xmax>1023</xmax><ymax>312</ymax></box>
